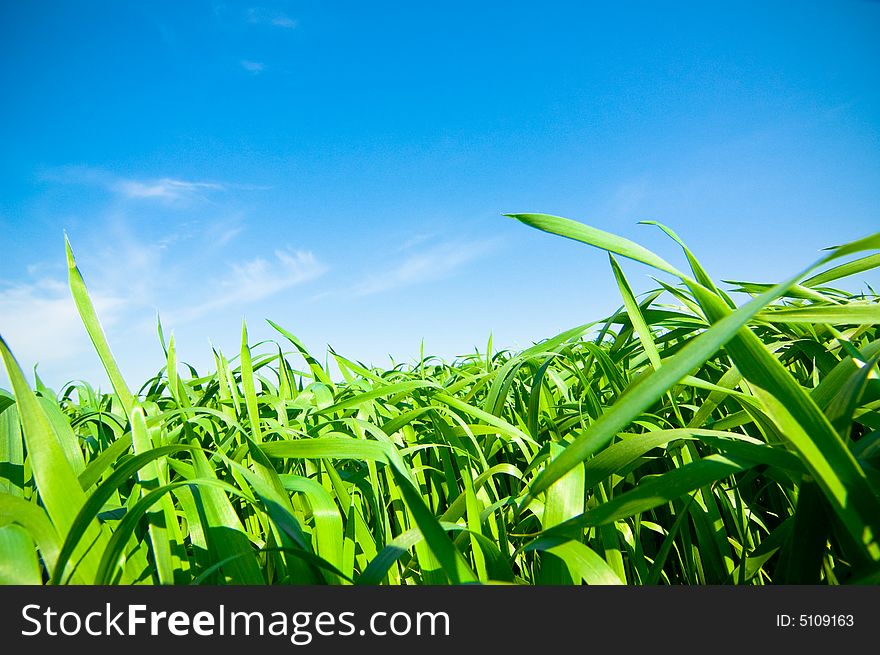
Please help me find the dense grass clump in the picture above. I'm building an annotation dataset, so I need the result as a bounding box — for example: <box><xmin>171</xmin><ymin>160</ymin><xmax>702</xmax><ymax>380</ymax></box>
<box><xmin>1</xmin><ymin>214</ymin><xmax>879</xmax><ymax>585</ymax></box>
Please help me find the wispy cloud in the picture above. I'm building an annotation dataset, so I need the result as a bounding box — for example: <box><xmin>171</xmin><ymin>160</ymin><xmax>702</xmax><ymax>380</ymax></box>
<box><xmin>246</xmin><ymin>7</ymin><xmax>297</xmax><ymax>29</ymax></box>
<box><xmin>41</xmin><ymin>166</ymin><xmax>271</xmax><ymax>207</ymax></box>
<box><xmin>354</xmin><ymin>240</ymin><xmax>496</xmax><ymax>296</ymax></box>
<box><xmin>271</xmin><ymin>16</ymin><xmax>297</xmax><ymax>29</ymax></box>
<box><xmin>215</xmin><ymin>225</ymin><xmax>244</xmax><ymax>246</ymax></box>
<box><xmin>3</xmin><ymin>177</ymin><xmax>321</xmax><ymax>386</ymax></box>
<box><xmin>170</xmin><ymin>248</ymin><xmax>328</xmax><ymax>322</ymax></box>
<box><xmin>225</xmin><ymin>249</ymin><xmax>326</xmax><ymax>300</ymax></box>
<box><xmin>113</xmin><ymin>177</ymin><xmax>225</xmax><ymax>203</ymax></box>
<box><xmin>0</xmin><ymin>278</ymin><xmax>126</xmax><ymax>368</ymax></box>
<box><xmin>240</xmin><ymin>60</ymin><xmax>265</xmax><ymax>74</ymax></box>
<box><xmin>395</xmin><ymin>233</ymin><xmax>436</xmax><ymax>252</ymax></box>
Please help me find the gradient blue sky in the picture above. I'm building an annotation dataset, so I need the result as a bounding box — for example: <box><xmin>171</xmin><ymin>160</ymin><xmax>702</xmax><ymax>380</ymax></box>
<box><xmin>2</xmin><ymin>0</ymin><xmax>879</xmax><ymax>389</ymax></box>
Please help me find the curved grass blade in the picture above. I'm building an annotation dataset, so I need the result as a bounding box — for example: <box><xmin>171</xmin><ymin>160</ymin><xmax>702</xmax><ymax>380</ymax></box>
<box><xmin>505</xmin><ymin>213</ymin><xmax>685</xmax><ymax>278</ymax></box>
<box><xmin>357</xmin><ymin>523</ymin><xmax>507</xmax><ymax>585</ymax></box>
<box><xmin>802</xmin><ymin>252</ymin><xmax>880</xmax><ymax>288</ymax></box>
<box><xmin>0</xmin><ymin>493</ymin><xmax>62</xmax><ymax>579</ymax></box>
<box><xmin>523</xmin><ymin>272</ymin><xmax>807</xmax><ymax>504</ymax></box>
<box><xmin>609</xmin><ymin>254</ymin><xmax>662</xmax><ymax>369</ymax></box>
<box><xmin>240</xmin><ymin>322</ymin><xmax>263</xmax><ymax>443</ymax></box>
<box><xmin>261</xmin><ymin>436</ymin><xmax>408</xmax><ymax>472</ymax></box>
<box><xmin>539</xmin><ymin>454</ymin><xmax>747</xmax><ymax>537</ymax></box>
<box><xmin>756</xmin><ymin>304</ymin><xmax>880</xmax><ymax>325</ymax></box>
<box><xmin>65</xmin><ymin>236</ymin><xmax>134</xmax><ymax>415</ymax></box>
<box><xmin>386</xmin><ymin>459</ymin><xmax>477</xmax><ymax>584</ymax></box>
<box><xmin>0</xmin><ymin>524</ymin><xmax>43</xmax><ymax>584</ymax></box>
<box><xmin>0</xmin><ymin>402</ymin><xmax>24</xmax><ymax>496</ymax></box>
<box><xmin>0</xmin><ymin>335</ymin><xmax>109</xmax><ymax>583</ymax></box>
<box><xmin>131</xmin><ymin>407</ymin><xmax>181</xmax><ymax>584</ymax></box>
<box><xmin>50</xmin><ymin>444</ymin><xmax>195</xmax><ymax>584</ymax></box>
<box><xmin>267</xmin><ymin>320</ymin><xmax>333</xmax><ymax>385</ymax></box>
<box><xmin>189</xmin><ymin>446</ymin><xmax>264</xmax><ymax>584</ymax></box>
<box><xmin>527</xmin><ymin>537</ymin><xmax>624</xmax><ymax>585</ymax></box>
<box><xmin>93</xmin><ymin>478</ymin><xmax>252</xmax><ymax>584</ymax></box>
<box><xmin>279</xmin><ymin>474</ymin><xmax>344</xmax><ymax>579</ymax></box>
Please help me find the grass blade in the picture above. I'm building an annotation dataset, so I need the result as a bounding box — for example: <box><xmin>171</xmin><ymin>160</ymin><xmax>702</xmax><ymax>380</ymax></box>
<box><xmin>65</xmin><ymin>236</ymin><xmax>135</xmax><ymax>415</ymax></box>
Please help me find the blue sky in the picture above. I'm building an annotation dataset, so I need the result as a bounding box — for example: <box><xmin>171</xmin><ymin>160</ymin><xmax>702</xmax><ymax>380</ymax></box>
<box><xmin>1</xmin><ymin>0</ymin><xmax>879</xmax><ymax>389</ymax></box>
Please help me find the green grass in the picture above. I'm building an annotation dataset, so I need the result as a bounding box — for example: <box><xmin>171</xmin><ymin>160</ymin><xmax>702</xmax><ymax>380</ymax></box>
<box><xmin>1</xmin><ymin>214</ymin><xmax>879</xmax><ymax>585</ymax></box>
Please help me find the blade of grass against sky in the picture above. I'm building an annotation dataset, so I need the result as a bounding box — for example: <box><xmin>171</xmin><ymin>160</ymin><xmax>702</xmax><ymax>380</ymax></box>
<box><xmin>65</xmin><ymin>237</ymin><xmax>135</xmax><ymax>416</ymax></box>
<box><xmin>509</xmin><ymin>213</ymin><xmax>880</xmax><ymax>561</ymax></box>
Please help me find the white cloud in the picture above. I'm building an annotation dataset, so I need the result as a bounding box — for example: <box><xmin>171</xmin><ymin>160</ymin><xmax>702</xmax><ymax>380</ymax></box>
<box><xmin>3</xmin><ymin>171</ymin><xmax>324</xmax><ymax>387</ymax></box>
<box><xmin>354</xmin><ymin>240</ymin><xmax>495</xmax><ymax>296</ymax></box>
<box><xmin>396</xmin><ymin>233</ymin><xmax>435</xmax><ymax>252</ymax></box>
<box><xmin>246</xmin><ymin>8</ymin><xmax>297</xmax><ymax>29</ymax></box>
<box><xmin>227</xmin><ymin>249</ymin><xmax>325</xmax><ymax>300</ymax></box>
<box><xmin>113</xmin><ymin>177</ymin><xmax>224</xmax><ymax>202</ymax></box>
<box><xmin>0</xmin><ymin>278</ymin><xmax>126</xmax><ymax>371</ymax></box>
<box><xmin>241</xmin><ymin>60</ymin><xmax>265</xmax><ymax>74</ymax></box>
<box><xmin>170</xmin><ymin>249</ymin><xmax>328</xmax><ymax>322</ymax></box>
<box><xmin>43</xmin><ymin>167</ymin><xmax>227</xmax><ymax>206</ymax></box>
<box><xmin>215</xmin><ymin>225</ymin><xmax>244</xmax><ymax>246</ymax></box>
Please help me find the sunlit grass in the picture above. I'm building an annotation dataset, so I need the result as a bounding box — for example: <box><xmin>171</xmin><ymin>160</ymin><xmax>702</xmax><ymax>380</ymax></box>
<box><xmin>1</xmin><ymin>214</ymin><xmax>879</xmax><ymax>584</ymax></box>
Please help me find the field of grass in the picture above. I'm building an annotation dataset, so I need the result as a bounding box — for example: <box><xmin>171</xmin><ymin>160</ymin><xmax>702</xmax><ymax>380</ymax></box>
<box><xmin>1</xmin><ymin>213</ymin><xmax>879</xmax><ymax>585</ymax></box>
